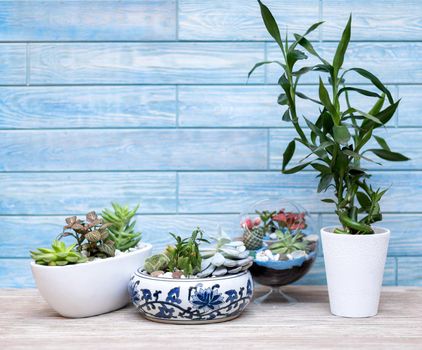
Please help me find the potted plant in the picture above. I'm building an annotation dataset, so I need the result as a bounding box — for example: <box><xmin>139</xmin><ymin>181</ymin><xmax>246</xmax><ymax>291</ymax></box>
<box><xmin>240</xmin><ymin>200</ymin><xmax>318</xmax><ymax>303</ymax></box>
<box><xmin>129</xmin><ymin>227</ymin><xmax>253</xmax><ymax>324</ymax></box>
<box><xmin>250</xmin><ymin>1</ymin><xmax>409</xmax><ymax>317</ymax></box>
<box><xmin>30</xmin><ymin>203</ymin><xmax>152</xmax><ymax>318</ymax></box>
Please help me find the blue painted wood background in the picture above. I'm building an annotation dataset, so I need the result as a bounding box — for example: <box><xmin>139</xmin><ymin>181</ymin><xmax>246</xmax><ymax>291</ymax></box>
<box><xmin>0</xmin><ymin>0</ymin><xmax>421</xmax><ymax>287</ymax></box>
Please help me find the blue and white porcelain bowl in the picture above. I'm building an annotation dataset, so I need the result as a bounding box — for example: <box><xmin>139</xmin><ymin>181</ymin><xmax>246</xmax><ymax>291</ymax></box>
<box><xmin>129</xmin><ymin>269</ymin><xmax>253</xmax><ymax>324</ymax></box>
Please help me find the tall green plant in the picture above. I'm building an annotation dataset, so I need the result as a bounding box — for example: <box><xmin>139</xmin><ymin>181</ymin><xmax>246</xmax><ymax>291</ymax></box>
<box><xmin>250</xmin><ymin>1</ymin><xmax>409</xmax><ymax>234</ymax></box>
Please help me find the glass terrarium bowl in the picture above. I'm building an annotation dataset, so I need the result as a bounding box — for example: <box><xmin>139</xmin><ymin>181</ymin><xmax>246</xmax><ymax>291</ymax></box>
<box><xmin>239</xmin><ymin>199</ymin><xmax>318</xmax><ymax>304</ymax></box>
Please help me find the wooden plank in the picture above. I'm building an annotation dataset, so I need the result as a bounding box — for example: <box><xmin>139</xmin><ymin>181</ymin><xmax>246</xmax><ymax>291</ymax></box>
<box><xmin>0</xmin><ymin>214</ymin><xmax>241</xmax><ymax>258</ymax></box>
<box><xmin>0</xmin><ymin>129</ymin><xmax>267</xmax><ymax>171</ymax></box>
<box><xmin>29</xmin><ymin>43</ymin><xmax>264</xmax><ymax>84</ymax></box>
<box><xmin>322</xmin><ymin>214</ymin><xmax>422</xmax><ymax>257</ymax></box>
<box><xmin>270</xmin><ymin>128</ymin><xmax>418</xmax><ymax>171</ymax></box>
<box><xmin>322</xmin><ymin>0</ymin><xmax>422</xmax><ymax>41</ymax></box>
<box><xmin>398</xmin><ymin>85</ymin><xmax>422</xmax><ymax>126</ymax></box>
<box><xmin>178</xmin><ymin>0</ymin><xmax>319</xmax><ymax>40</ymax></box>
<box><xmin>179</xmin><ymin>84</ymin><xmax>395</xmax><ymax>127</ymax></box>
<box><xmin>267</xmin><ymin>42</ymin><xmax>422</xmax><ymax>84</ymax></box>
<box><xmin>1</xmin><ymin>287</ymin><xmax>422</xmax><ymax>349</ymax></box>
<box><xmin>0</xmin><ymin>44</ymin><xmax>26</xmax><ymax>84</ymax></box>
<box><xmin>0</xmin><ymin>86</ymin><xmax>176</xmax><ymax>129</ymax></box>
<box><xmin>0</xmin><ymin>259</ymin><xmax>34</xmax><ymax>288</ymax></box>
<box><xmin>0</xmin><ymin>172</ymin><xmax>177</xmax><ymax>215</ymax></box>
<box><xmin>0</xmin><ymin>1</ymin><xmax>176</xmax><ymax>41</ymax></box>
<box><xmin>179</xmin><ymin>85</ymin><xmax>319</xmax><ymax>127</ymax></box>
<box><xmin>178</xmin><ymin>171</ymin><xmax>422</xmax><ymax>214</ymax></box>
<box><xmin>398</xmin><ymin>257</ymin><xmax>422</xmax><ymax>286</ymax></box>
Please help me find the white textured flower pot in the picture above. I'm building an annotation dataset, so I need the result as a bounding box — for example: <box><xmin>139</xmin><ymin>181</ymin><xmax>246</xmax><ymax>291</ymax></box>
<box><xmin>31</xmin><ymin>243</ymin><xmax>152</xmax><ymax>318</ymax></box>
<box><xmin>129</xmin><ymin>270</ymin><xmax>253</xmax><ymax>324</ymax></box>
<box><xmin>321</xmin><ymin>227</ymin><xmax>390</xmax><ymax>318</ymax></box>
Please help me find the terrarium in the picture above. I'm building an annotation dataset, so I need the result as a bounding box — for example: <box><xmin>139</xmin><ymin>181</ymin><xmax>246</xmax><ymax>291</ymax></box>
<box><xmin>239</xmin><ymin>199</ymin><xmax>318</xmax><ymax>304</ymax></box>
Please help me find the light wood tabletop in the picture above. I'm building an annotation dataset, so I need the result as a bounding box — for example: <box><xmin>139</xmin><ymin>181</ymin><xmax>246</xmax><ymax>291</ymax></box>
<box><xmin>1</xmin><ymin>286</ymin><xmax>421</xmax><ymax>349</ymax></box>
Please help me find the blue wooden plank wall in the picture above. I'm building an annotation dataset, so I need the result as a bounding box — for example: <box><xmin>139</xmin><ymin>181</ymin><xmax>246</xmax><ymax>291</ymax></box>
<box><xmin>0</xmin><ymin>0</ymin><xmax>421</xmax><ymax>287</ymax></box>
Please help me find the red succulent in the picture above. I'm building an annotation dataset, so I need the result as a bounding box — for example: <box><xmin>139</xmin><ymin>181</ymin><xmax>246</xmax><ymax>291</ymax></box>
<box><xmin>272</xmin><ymin>210</ymin><xmax>306</xmax><ymax>231</ymax></box>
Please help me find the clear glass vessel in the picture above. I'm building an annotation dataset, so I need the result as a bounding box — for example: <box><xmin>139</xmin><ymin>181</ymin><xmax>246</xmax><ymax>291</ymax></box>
<box><xmin>239</xmin><ymin>199</ymin><xmax>318</xmax><ymax>304</ymax></box>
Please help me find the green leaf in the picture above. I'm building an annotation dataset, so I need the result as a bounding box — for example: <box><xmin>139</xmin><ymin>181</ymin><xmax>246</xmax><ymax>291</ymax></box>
<box><xmin>295</xmin><ymin>91</ymin><xmax>322</xmax><ymax>105</ymax></box>
<box><xmin>338</xmin><ymin>86</ymin><xmax>381</xmax><ymax>98</ymax></box>
<box><xmin>374</xmin><ymin>135</ymin><xmax>390</xmax><ymax>151</ymax></box>
<box><xmin>333</xmin><ymin>125</ymin><xmax>351</xmax><ymax>145</ymax></box>
<box><xmin>304</xmin><ymin>117</ymin><xmax>328</xmax><ymax>141</ymax></box>
<box><xmin>338</xmin><ymin>211</ymin><xmax>372</xmax><ymax>233</ymax></box>
<box><xmin>314</xmin><ymin>64</ymin><xmax>332</xmax><ymax>73</ymax></box>
<box><xmin>286</xmin><ymin>49</ymin><xmax>307</xmax><ymax>69</ymax></box>
<box><xmin>292</xmin><ymin>66</ymin><xmax>314</xmax><ymax>76</ymax></box>
<box><xmin>277</xmin><ymin>93</ymin><xmax>288</xmax><ymax>105</ymax></box>
<box><xmin>282</xmin><ymin>140</ymin><xmax>295</xmax><ymax>170</ymax></box>
<box><xmin>293</xmin><ymin>34</ymin><xmax>329</xmax><ymax>65</ymax></box>
<box><xmin>311</xmin><ymin>163</ymin><xmax>331</xmax><ymax>174</ymax></box>
<box><xmin>356</xmin><ymin>191</ymin><xmax>371</xmax><ymax>208</ymax></box>
<box><xmin>318</xmin><ymin>78</ymin><xmax>335</xmax><ymax>116</ymax></box>
<box><xmin>248</xmin><ymin>60</ymin><xmax>284</xmax><ymax>79</ymax></box>
<box><xmin>333</xmin><ymin>15</ymin><xmax>352</xmax><ymax>74</ymax></box>
<box><xmin>282</xmin><ymin>162</ymin><xmax>311</xmax><ymax>174</ymax></box>
<box><xmin>348</xmin><ymin>68</ymin><xmax>394</xmax><ymax>104</ymax></box>
<box><xmin>303</xmin><ymin>21</ymin><xmax>324</xmax><ymax>36</ymax></box>
<box><xmin>321</xmin><ymin>198</ymin><xmax>336</xmax><ymax>203</ymax></box>
<box><xmin>343</xmin><ymin>149</ymin><xmax>382</xmax><ymax>165</ymax></box>
<box><xmin>374</xmin><ymin>100</ymin><xmax>400</xmax><ymax>127</ymax></box>
<box><xmin>367</xmin><ymin>149</ymin><xmax>410</xmax><ymax>161</ymax></box>
<box><xmin>355</xmin><ymin>108</ymin><xmax>382</xmax><ymax>124</ymax></box>
<box><xmin>318</xmin><ymin>174</ymin><xmax>333</xmax><ymax>192</ymax></box>
<box><xmin>282</xmin><ymin>109</ymin><xmax>291</xmax><ymax>122</ymax></box>
<box><xmin>369</xmin><ymin>94</ymin><xmax>385</xmax><ymax>115</ymax></box>
<box><xmin>258</xmin><ymin>0</ymin><xmax>284</xmax><ymax>51</ymax></box>
<box><xmin>356</xmin><ymin>129</ymin><xmax>372</xmax><ymax>152</ymax></box>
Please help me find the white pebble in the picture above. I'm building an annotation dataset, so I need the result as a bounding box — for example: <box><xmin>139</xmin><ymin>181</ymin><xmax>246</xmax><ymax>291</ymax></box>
<box><xmin>289</xmin><ymin>250</ymin><xmax>307</xmax><ymax>259</ymax></box>
<box><xmin>264</xmin><ymin>250</ymin><xmax>273</xmax><ymax>258</ymax></box>
<box><xmin>162</xmin><ymin>272</ymin><xmax>174</xmax><ymax>278</ymax></box>
<box><xmin>304</xmin><ymin>234</ymin><xmax>319</xmax><ymax>242</ymax></box>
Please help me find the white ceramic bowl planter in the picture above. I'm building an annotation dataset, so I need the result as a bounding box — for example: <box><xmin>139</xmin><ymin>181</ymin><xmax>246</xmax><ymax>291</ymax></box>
<box><xmin>31</xmin><ymin>243</ymin><xmax>152</xmax><ymax>318</ymax></box>
<box><xmin>129</xmin><ymin>269</ymin><xmax>253</xmax><ymax>324</ymax></box>
<box><xmin>321</xmin><ymin>227</ymin><xmax>390</xmax><ymax>317</ymax></box>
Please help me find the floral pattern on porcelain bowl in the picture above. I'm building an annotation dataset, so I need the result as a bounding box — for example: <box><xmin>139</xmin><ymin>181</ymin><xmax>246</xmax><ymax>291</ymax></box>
<box><xmin>129</xmin><ymin>269</ymin><xmax>253</xmax><ymax>324</ymax></box>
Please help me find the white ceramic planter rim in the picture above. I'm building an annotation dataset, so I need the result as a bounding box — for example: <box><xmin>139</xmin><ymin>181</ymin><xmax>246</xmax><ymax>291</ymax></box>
<box><xmin>133</xmin><ymin>270</ymin><xmax>249</xmax><ymax>283</ymax></box>
<box><xmin>30</xmin><ymin>242</ymin><xmax>153</xmax><ymax>270</ymax></box>
<box><xmin>321</xmin><ymin>225</ymin><xmax>390</xmax><ymax>236</ymax></box>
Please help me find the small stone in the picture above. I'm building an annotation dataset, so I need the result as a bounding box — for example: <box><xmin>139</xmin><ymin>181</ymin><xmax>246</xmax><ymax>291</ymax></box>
<box><xmin>255</xmin><ymin>253</ymin><xmax>269</xmax><ymax>262</ymax></box>
<box><xmin>264</xmin><ymin>249</ymin><xmax>273</xmax><ymax>258</ymax></box>
<box><xmin>308</xmin><ymin>242</ymin><xmax>317</xmax><ymax>252</ymax></box>
<box><xmin>151</xmin><ymin>270</ymin><xmax>164</xmax><ymax>277</ymax></box>
<box><xmin>278</xmin><ymin>253</ymin><xmax>289</xmax><ymax>261</ymax></box>
<box><xmin>162</xmin><ymin>272</ymin><xmax>173</xmax><ymax>278</ymax></box>
<box><xmin>289</xmin><ymin>250</ymin><xmax>307</xmax><ymax>259</ymax></box>
<box><xmin>304</xmin><ymin>234</ymin><xmax>319</xmax><ymax>242</ymax></box>
<box><xmin>269</xmin><ymin>233</ymin><xmax>277</xmax><ymax>240</ymax></box>
<box><xmin>273</xmin><ymin>254</ymin><xmax>280</xmax><ymax>261</ymax></box>
<box><xmin>172</xmin><ymin>270</ymin><xmax>183</xmax><ymax>279</ymax></box>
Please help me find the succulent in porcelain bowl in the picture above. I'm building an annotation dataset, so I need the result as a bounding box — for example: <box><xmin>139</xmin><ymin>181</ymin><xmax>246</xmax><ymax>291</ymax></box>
<box><xmin>129</xmin><ymin>270</ymin><xmax>253</xmax><ymax>324</ymax></box>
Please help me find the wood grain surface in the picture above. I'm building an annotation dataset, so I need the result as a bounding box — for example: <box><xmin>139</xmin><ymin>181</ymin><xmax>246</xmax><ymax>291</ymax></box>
<box><xmin>0</xmin><ymin>286</ymin><xmax>421</xmax><ymax>349</ymax></box>
<box><xmin>0</xmin><ymin>1</ymin><xmax>176</xmax><ymax>41</ymax></box>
